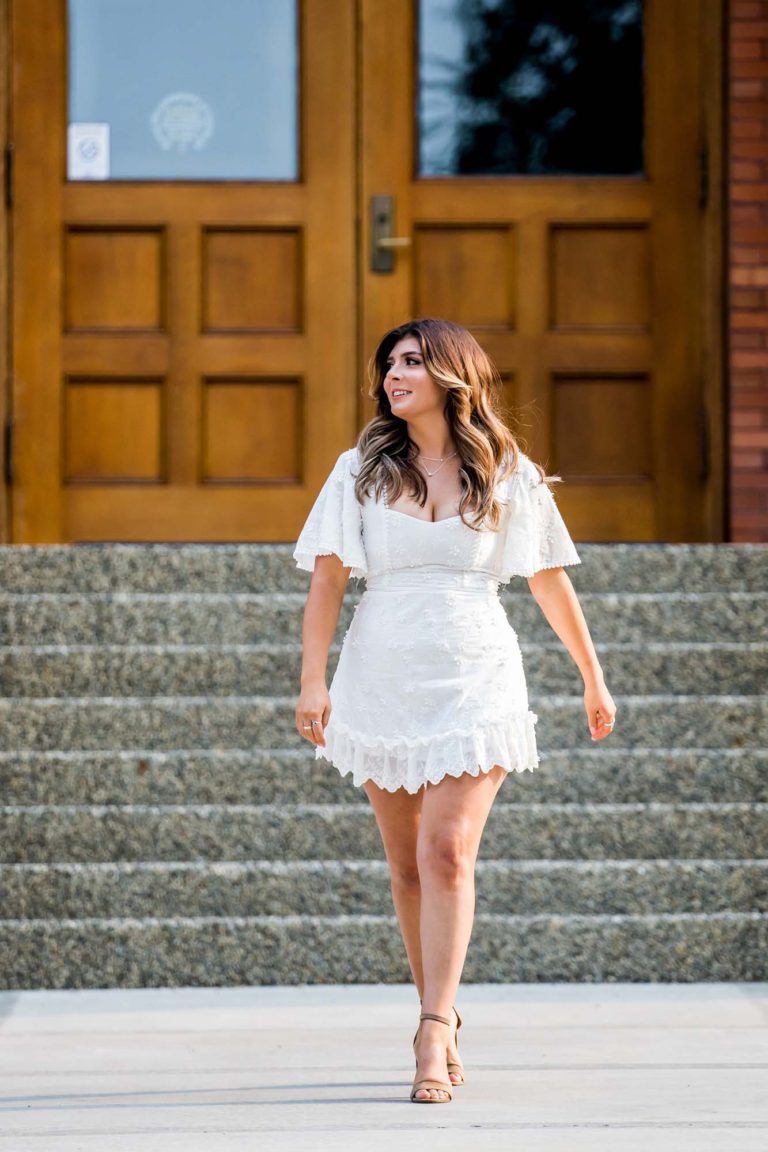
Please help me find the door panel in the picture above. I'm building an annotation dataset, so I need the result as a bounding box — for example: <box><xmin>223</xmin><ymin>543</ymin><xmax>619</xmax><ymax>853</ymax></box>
<box><xmin>12</xmin><ymin>0</ymin><xmax>355</xmax><ymax>542</ymax></box>
<box><xmin>361</xmin><ymin>0</ymin><xmax>707</xmax><ymax>542</ymax></box>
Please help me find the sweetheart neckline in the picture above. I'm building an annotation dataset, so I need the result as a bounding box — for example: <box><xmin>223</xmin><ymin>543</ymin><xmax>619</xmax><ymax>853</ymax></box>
<box><xmin>384</xmin><ymin>505</ymin><xmax>462</xmax><ymax>525</ymax></box>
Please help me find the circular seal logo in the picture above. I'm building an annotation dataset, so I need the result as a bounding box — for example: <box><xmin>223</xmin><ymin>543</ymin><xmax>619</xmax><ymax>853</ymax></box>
<box><xmin>150</xmin><ymin>92</ymin><xmax>214</xmax><ymax>153</ymax></box>
<box><xmin>77</xmin><ymin>136</ymin><xmax>101</xmax><ymax>163</ymax></box>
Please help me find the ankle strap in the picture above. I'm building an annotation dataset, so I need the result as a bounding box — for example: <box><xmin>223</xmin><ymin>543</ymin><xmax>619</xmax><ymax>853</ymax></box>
<box><xmin>420</xmin><ymin>1012</ymin><xmax>451</xmax><ymax>1025</ymax></box>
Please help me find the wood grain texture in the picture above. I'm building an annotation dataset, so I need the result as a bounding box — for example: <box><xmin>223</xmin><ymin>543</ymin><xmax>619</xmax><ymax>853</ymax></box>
<box><xmin>11</xmin><ymin>0</ymin><xmax>356</xmax><ymax>541</ymax></box>
<box><xmin>8</xmin><ymin>0</ymin><xmax>724</xmax><ymax>543</ymax></box>
<box><xmin>0</xmin><ymin>0</ymin><xmax>9</xmax><ymax>541</ymax></box>
<box><xmin>359</xmin><ymin>0</ymin><xmax>719</xmax><ymax>542</ymax></box>
<box><xmin>11</xmin><ymin>0</ymin><xmax>64</xmax><ymax>540</ymax></box>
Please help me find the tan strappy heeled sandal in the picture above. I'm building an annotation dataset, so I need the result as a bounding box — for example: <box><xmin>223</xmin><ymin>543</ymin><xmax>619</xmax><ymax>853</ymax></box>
<box><xmin>420</xmin><ymin>998</ymin><xmax>466</xmax><ymax>1086</ymax></box>
<box><xmin>411</xmin><ymin>1012</ymin><xmax>454</xmax><ymax>1103</ymax></box>
<box><xmin>447</xmin><ymin>1005</ymin><xmax>465</xmax><ymax>1086</ymax></box>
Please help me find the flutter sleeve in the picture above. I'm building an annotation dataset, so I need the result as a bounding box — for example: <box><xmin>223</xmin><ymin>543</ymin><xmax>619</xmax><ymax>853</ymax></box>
<box><xmin>293</xmin><ymin>448</ymin><xmax>368</xmax><ymax>581</ymax></box>
<box><xmin>499</xmin><ymin>453</ymin><xmax>582</xmax><ymax>581</ymax></box>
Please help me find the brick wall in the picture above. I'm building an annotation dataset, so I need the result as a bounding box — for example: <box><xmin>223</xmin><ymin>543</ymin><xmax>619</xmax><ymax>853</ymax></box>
<box><xmin>730</xmin><ymin>0</ymin><xmax>768</xmax><ymax>541</ymax></box>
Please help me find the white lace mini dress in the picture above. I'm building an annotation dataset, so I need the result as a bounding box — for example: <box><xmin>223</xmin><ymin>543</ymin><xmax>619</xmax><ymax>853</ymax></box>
<box><xmin>293</xmin><ymin>447</ymin><xmax>581</xmax><ymax>794</ymax></box>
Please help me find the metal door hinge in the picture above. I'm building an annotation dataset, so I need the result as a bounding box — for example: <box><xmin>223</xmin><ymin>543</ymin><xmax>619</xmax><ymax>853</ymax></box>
<box><xmin>4</xmin><ymin>145</ymin><xmax>13</xmax><ymax>210</ymax></box>
<box><xmin>4</xmin><ymin>420</ymin><xmax>12</xmax><ymax>486</ymax></box>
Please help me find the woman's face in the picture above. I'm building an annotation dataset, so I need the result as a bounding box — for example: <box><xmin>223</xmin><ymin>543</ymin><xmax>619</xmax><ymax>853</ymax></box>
<box><xmin>383</xmin><ymin>337</ymin><xmax>446</xmax><ymax>419</ymax></box>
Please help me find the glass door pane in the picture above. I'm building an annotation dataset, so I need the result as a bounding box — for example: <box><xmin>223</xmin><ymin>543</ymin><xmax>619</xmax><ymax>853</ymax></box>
<box><xmin>68</xmin><ymin>0</ymin><xmax>298</xmax><ymax>180</ymax></box>
<box><xmin>418</xmin><ymin>0</ymin><xmax>644</xmax><ymax>177</ymax></box>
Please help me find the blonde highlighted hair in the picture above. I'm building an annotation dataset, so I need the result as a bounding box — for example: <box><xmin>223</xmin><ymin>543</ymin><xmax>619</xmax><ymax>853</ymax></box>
<box><xmin>354</xmin><ymin>318</ymin><xmax>549</xmax><ymax>531</ymax></box>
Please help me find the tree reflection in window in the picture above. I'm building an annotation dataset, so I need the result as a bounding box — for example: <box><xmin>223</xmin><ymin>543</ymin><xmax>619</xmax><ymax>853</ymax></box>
<box><xmin>419</xmin><ymin>0</ymin><xmax>644</xmax><ymax>176</ymax></box>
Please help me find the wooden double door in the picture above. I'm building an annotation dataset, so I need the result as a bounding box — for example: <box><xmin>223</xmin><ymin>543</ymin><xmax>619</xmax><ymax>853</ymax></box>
<box><xmin>9</xmin><ymin>0</ymin><xmax>721</xmax><ymax>543</ymax></box>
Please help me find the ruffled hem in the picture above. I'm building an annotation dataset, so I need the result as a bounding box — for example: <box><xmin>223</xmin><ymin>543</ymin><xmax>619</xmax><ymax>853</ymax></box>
<box><xmin>314</xmin><ymin>710</ymin><xmax>540</xmax><ymax>794</ymax></box>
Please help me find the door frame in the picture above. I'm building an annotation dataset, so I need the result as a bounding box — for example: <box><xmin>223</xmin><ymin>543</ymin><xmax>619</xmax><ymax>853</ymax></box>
<box><xmin>0</xmin><ymin>0</ymin><xmax>9</xmax><ymax>543</ymax></box>
<box><xmin>701</xmin><ymin>0</ymin><xmax>727</xmax><ymax>542</ymax></box>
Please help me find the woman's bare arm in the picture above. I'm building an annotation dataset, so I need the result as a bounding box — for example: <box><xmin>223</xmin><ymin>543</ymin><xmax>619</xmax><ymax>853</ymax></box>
<box><xmin>295</xmin><ymin>554</ymin><xmax>350</xmax><ymax>747</ymax></box>
<box><xmin>526</xmin><ymin>567</ymin><xmax>617</xmax><ymax>742</ymax></box>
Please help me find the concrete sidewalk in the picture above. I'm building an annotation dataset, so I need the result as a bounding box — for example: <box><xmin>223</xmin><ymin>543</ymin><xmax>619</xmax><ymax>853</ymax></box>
<box><xmin>0</xmin><ymin>983</ymin><xmax>767</xmax><ymax>1151</ymax></box>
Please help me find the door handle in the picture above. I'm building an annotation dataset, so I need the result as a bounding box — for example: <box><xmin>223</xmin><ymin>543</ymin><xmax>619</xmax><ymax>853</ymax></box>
<box><xmin>371</xmin><ymin>195</ymin><xmax>411</xmax><ymax>273</ymax></box>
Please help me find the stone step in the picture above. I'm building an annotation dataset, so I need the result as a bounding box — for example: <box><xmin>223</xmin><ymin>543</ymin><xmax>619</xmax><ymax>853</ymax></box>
<box><xmin>0</xmin><ymin>591</ymin><xmax>761</xmax><ymax>645</ymax></box>
<box><xmin>1</xmin><ymin>642</ymin><xmax>765</xmax><ymax>698</ymax></box>
<box><xmin>2</xmin><ymin>802</ymin><xmax>766</xmax><ymax>864</ymax></box>
<box><xmin>0</xmin><ymin>694</ymin><xmax>764</xmax><ymax>752</ymax></box>
<box><xmin>3</xmin><ymin>858</ymin><xmax>767</xmax><ymax>919</ymax></box>
<box><xmin>2</xmin><ymin>747</ymin><xmax>767</xmax><ymax>806</ymax></box>
<box><xmin>1</xmin><ymin>910</ymin><xmax>766</xmax><ymax>987</ymax></box>
<box><xmin>0</xmin><ymin>543</ymin><xmax>765</xmax><ymax>595</ymax></box>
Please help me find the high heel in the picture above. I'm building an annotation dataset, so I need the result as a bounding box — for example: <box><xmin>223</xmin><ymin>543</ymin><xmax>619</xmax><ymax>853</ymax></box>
<box><xmin>447</xmin><ymin>1005</ymin><xmax>465</xmax><ymax>1086</ymax></box>
<box><xmin>419</xmin><ymin>998</ymin><xmax>466</xmax><ymax>1086</ymax></box>
<box><xmin>410</xmin><ymin>1012</ymin><xmax>453</xmax><ymax>1103</ymax></box>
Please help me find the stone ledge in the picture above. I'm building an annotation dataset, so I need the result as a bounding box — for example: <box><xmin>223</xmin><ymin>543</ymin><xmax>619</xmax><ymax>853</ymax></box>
<box><xmin>2</xmin><ymin>857</ymin><xmax>766</xmax><ymax>919</ymax></box>
<box><xmin>1</xmin><ymin>911</ymin><xmax>766</xmax><ymax>987</ymax></box>
<box><xmin>1</xmin><ymin>801</ymin><xmax>766</xmax><ymax>864</ymax></box>
<box><xmin>1</xmin><ymin>642</ymin><xmax>765</xmax><ymax>697</ymax></box>
<box><xmin>1</xmin><ymin>747</ymin><xmax>765</xmax><ymax>805</ymax></box>
<box><xmin>0</xmin><ymin>542</ymin><xmax>766</xmax><ymax>593</ymax></box>
<box><xmin>0</xmin><ymin>694</ymin><xmax>764</xmax><ymax>751</ymax></box>
<box><xmin>0</xmin><ymin>591</ymin><xmax>762</xmax><ymax>646</ymax></box>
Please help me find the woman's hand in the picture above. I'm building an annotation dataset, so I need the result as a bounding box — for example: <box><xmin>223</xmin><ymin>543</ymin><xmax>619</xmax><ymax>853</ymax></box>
<box><xmin>295</xmin><ymin>679</ymin><xmax>331</xmax><ymax>747</ymax></box>
<box><xmin>584</xmin><ymin>675</ymin><xmax>618</xmax><ymax>742</ymax></box>
<box><xmin>526</xmin><ymin>569</ymin><xmax>618</xmax><ymax>743</ymax></box>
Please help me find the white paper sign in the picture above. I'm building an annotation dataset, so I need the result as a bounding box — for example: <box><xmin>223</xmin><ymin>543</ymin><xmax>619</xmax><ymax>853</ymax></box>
<box><xmin>68</xmin><ymin>123</ymin><xmax>110</xmax><ymax>180</ymax></box>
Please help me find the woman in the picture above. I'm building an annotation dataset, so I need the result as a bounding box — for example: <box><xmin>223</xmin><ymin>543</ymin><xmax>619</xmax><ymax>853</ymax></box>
<box><xmin>293</xmin><ymin>318</ymin><xmax>616</xmax><ymax>1104</ymax></box>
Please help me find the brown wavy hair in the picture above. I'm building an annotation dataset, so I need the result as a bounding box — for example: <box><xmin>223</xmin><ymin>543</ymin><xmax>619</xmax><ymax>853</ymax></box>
<box><xmin>354</xmin><ymin>318</ymin><xmax>539</xmax><ymax>531</ymax></box>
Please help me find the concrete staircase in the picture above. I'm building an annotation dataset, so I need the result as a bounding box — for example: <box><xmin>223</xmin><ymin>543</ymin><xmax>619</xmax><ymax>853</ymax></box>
<box><xmin>0</xmin><ymin>543</ymin><xmax>766</xmax><ymax>988</ymax></box>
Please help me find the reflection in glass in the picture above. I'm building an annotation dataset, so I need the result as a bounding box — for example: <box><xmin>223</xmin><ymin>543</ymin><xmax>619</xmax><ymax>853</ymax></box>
<box><xmin>68</xmin><ymin>0</ymin><xmax>298</xmax><ymax>180</ymax></box>
<box><xmin>419</xmin><ymin>0</ymin><xmax>643</xmax><ymax>177</ymax></box>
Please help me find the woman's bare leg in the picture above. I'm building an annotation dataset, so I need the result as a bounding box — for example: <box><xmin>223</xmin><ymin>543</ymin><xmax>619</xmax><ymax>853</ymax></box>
<box><xmin>362</xmin><ymin>778</ymin><xmax>463</xmax><ymax>1080</ymax></box>
<box><xmin>412</xmin><ymin>764</ymin><xmax>507</xmax><ymax>1101</ymax></box>
<box><xmin>362</xmin><ymin>779</ymin><xmax>425</xmax><ymax>991</ymax></box>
